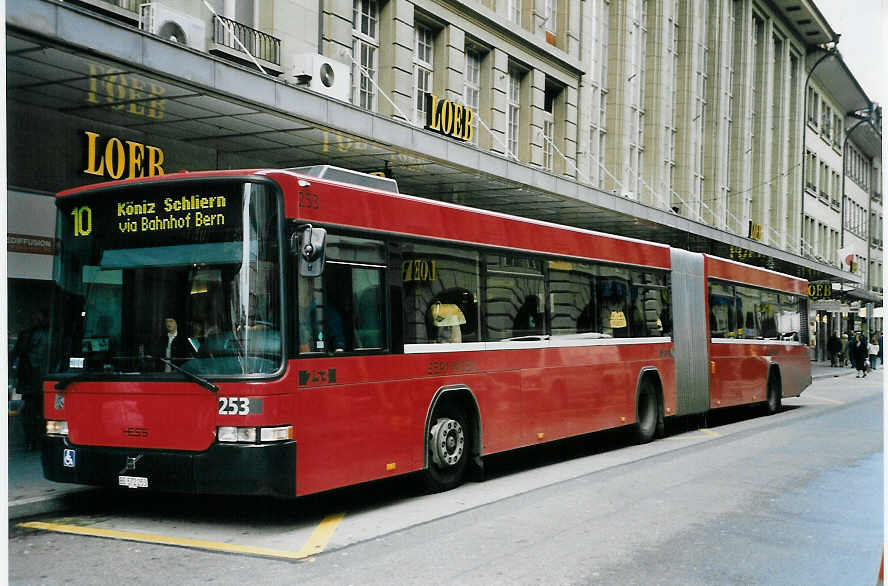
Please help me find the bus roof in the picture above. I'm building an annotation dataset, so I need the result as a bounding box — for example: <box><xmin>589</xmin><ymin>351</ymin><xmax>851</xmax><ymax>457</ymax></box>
<box><xmin>705</xmin><ymin>254</ymin><xmax>808</xmax><ymax>295</ymax></box>
<box><xmin>57</xmin><ymin>167</ymin><xmax>681</xmax><ymax>271</ymax></box>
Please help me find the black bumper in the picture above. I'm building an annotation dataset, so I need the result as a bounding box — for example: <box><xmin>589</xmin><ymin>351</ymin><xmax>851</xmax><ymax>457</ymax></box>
<box><xmin>42</xmin><ymin>437</ymin><xmax>298</xmax><ymax>497</ymax></box>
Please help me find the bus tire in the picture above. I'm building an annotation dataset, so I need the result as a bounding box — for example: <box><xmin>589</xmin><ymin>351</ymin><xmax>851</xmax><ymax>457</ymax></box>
<box><xmin>423</xmin><ymin>404</ymin><xmax>470</xmax><ymax>492</ymax></box>
<box><xmin>634</xmin><ymin>378</ymin><xmax>659</xmax><ymax>444</ymax></box>
<box><xmin>766</xmin><ymin>371</ymin><xmax>782</xmax><ymax>415</ymax></box>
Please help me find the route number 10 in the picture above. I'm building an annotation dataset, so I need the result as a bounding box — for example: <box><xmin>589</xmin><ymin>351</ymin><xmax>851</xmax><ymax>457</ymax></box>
<box><xmin>71</xmin><ymin>206</ymin><xmax>93</xmax><ymax>237</ymax></box>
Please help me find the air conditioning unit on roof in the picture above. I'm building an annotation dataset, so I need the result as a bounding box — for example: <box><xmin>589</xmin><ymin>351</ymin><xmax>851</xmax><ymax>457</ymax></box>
<box><xmin>140</xmin><ymin>3</ymin><xmax>207</xmax><ymax>52</ymax></box>
<box><xmin>290</xmin><ymin>54</ymin><xmax>351</xmax><ymax>102</ymax></box>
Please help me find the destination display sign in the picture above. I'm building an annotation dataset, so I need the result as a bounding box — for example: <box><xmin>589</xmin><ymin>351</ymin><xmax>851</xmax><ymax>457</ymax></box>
<box><xmin>60</xmin><ymin>183</ymin><xmax>245</xmax><ymax>249</ymax></box>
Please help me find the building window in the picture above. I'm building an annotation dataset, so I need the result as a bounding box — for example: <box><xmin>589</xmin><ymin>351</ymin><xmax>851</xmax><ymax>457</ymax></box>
<box><xmin>802</xmin><ymin>215</ymin><xmax>814</xmax><ymax>256</ymax></box>
<box><xmin>805</xmin><ymin>150</ymin><xmax>817</xmax><ymax>191</ymax></box>
<box><xmin>626</xmin><ymin>0</ymin><xmax>647</xmax><ymax>198</ymax></box>
<box><xmin>806</xmin><ymin>86</ymin><xmax>818</xmax><ymax>127</ymax></box>
<box><xmin>414</xmin><ymin>24</ymin><xmax>435</xmax><ymax>124</ymax></box>
<box><xmin>352</xmin><ymin>0</ymin><xmax>379</xmax><ymax>111</ymax></box>
<box><xmin>833</xmin><ymin>113</ymin><xmax>843</xmax><ymax>148</ymax></box>
<box><xmin>691</xmin><ymin>0</ymin><xmax>708</xmax><ymax>210</ymax></box>
<box><xmin>543</xmin><ymin>119</ymin><xmax>554</xmax><ymax>170</ymax></box>
<box><xmin>831</xmin><ymin>171</ymin><xmax>841</xmax><ymax>208</ymax></box>
<box><xmin>464</xmin><ymin>49</ymin><xmax>482</xmax><ymax>146</ymax></box>
<box><xmin>720</xmin><ymin>0</ymin><xmax>734</xmax><ymax>213</ymax></box>
<box><xmin>507</xmin><ymin>68</ymin><xmax>521</xmax><ymax>159</ymax></box>
<box><xmin>664</xmin><ymin>0</ymin><xmax>678</xmax><ymax>199</ymax></box>
<box><xmin>544</xmin><ymin>0</ymin><xmax>557</xmax><ymax>35</ymax></box>
<box><xmin>588</xmin><ymin>0</ymin><xmax>608</xmax><ymax>187</ymax></box>
<box><xmin>542</xmin><ymin>83</ymin><xmax>563</xmax><ymax>172</ymax></box>
<box><xmin>509</xmin><ymin>0</ymin><xmax>522</xmax><ymax>25</ymax></box>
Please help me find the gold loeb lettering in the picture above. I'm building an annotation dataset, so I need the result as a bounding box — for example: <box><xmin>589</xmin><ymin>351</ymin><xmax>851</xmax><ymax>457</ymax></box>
<box><xmin>426</xmin><ymin>94</ymin><xmax>442</xmax><ymax>131</ymax></box>
<box><xmin>105</xmin><ymin>138</ymin><xmax>125</xmax><ymax>180</ymax></box>
<box><xmin>425</xmin><ymin>94</ymin><xmax>474</xmax><ymax>142</ymax></box>
<box><xmin>463</xmin><ymin>107</ymin><xmax>475</xmax><ymax>142</ymax></box>
<box><xmin>84</xmin><ymin>131</ymin><xmax>105</xmax><ymax>176</ymax></box>
<box><xmin>87</xmin><ymin>63</ymin><xmax>166</xmax><ymax>119</ymax></box>
<box><xmin>127</xmin><ymin>141</ymin><xmax>144</xmax><ymax>180</ymax></box>
<box><xmin>84</xmin><ymin>131</ymin><xmax>165</xmax><ymax>180</ymax></box>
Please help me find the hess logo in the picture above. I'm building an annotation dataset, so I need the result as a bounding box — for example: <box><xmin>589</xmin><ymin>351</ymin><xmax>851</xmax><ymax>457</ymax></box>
<box><xmin>123</xmin><ymin>427</ymin><xmax>148</xmax><ymax>438</ymax></box>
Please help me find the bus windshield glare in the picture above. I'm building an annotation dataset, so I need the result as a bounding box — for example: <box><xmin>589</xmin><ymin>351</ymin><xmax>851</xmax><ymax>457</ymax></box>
<box><xmin>50</xmin><ymin>181</ymin><xmax>282</xmax><ymax>378</ymax></box>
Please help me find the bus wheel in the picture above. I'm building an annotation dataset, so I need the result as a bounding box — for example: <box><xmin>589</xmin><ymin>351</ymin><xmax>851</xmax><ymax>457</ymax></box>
<box><xmin>635</xmin><ymin>380</ymin><xmax>658</xmax><ymax>444</ymax></box>
<box><xmin>423</xmin><ymin>405</ymin><xmax>470</xmax><ymax>492</ymax></box>
<box><xmin>766</xmin><ymin>373</ymin><xmax>782</xmax><ymax>415</ymax></box>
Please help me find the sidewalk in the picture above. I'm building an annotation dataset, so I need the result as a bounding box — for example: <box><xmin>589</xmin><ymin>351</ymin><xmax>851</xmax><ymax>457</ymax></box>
<box><xmin>5</xmin><ymin>361</ymin><xmax>864</xmax><ymax>521</ymax></box>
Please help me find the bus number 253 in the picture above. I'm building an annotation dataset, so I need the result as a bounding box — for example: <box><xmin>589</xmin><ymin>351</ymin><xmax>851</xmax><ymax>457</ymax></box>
<box><xmin>218</xmin><ymin>397</ymin><xmax>251</xmax><ymax>415</ymax></box>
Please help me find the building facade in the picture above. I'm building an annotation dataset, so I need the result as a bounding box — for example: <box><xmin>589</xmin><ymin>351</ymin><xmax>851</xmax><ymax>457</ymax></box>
<box><xmin>6</xmin><ymin>0</ymin><xmax>883</xmax><ymax>350</ymax></box>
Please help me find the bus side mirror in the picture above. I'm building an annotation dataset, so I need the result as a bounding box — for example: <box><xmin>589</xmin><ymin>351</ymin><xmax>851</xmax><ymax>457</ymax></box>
<box><xmin>291</xmin><ymin>224</ymin><xmax>326</xmax><ymax>277</ymax></box>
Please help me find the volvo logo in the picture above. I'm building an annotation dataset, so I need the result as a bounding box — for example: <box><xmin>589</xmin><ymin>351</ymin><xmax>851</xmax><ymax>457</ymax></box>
<box><xmin>120</xmin><ymin>454</ymin><xmax>142</xmax><ymax>474</ymax></box>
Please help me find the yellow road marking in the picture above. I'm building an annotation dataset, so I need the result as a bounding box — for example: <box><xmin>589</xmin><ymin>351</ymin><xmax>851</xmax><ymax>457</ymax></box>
<box><xmin>19</xmin><ymin>513</ymin><xmax>345</xmax><ymax>560</ymax></box>
<box><xmin>665</xmin><ymin>429</ymin><xmax>720</xmax><ymax>440</ymax></box>
<box><xmin>294</xmin><ymin>513</ymin><xmax>346</xmax><ymax>558</ymax></box>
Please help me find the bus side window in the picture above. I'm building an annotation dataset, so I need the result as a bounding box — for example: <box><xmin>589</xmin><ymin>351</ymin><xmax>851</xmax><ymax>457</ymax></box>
<box><xmin>296</xmin><ymin>232</ymin><xmax>387</xmax><ymax>355</ymax></box>
<box><xmin>484</xmin><ymin>254</ymin><xmax>545</xmax><ymax>341</ymax></box>
<box><xmin>548</xmin><ymin>260</ymin><xmax>596</xmax><ymax>337</ymax></box>
<box><xmin>735</xmin><ymin>285</ymin><xmax>761</xmax><ymax>339</ymax></box>
<box><xmin>354</xmin><ymin>273</ymin><xmax>384</xmax><ymax>349</ymax></box>
<box><xmin>709</xmin><ymin>282</ymin><xmax>735</xmax><ymax>338</ymax></box>
<box><xmin>629</xmin><ymin>269</ymin><xmax>669</xmax><ymax>337</ymax></box>
<box><xmin>402</xmin><ymin>242</ymin><xmax>480</xmax><ymax>344</ymax></box>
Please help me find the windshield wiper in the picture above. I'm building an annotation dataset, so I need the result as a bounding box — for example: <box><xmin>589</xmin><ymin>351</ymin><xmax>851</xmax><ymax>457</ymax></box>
<box><xmin>54</xmin><ymin>370</ymin><xmax>100</xmax><ymax>390</ymax></box>
<box><xmin>149</xmin><ymin>355</ymin><xmax>219</xmax><ymax>392</ymax></box>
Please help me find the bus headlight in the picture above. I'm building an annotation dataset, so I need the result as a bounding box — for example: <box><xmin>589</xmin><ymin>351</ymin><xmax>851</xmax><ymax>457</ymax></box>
<box><xmin>217</xmin><ymin>426</ymin><xmax>292</xmax><ymax>443</ymax></box>
<box><xmin>46</xmin><ymin>420</ymin><xmax>69</xmax><ymax>436</ymax></box>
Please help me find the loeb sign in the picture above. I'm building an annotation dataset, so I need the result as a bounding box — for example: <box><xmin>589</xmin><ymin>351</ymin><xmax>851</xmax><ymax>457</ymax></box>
<box><xmin>424</xmin><ymin>94</ymin><xmax>475</xmax><ymax>142</ymax></box>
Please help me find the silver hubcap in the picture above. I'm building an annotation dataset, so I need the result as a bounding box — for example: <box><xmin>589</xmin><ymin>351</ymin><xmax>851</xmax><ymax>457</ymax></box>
<box><xmin>430</xmin><ymin>417</ymin><xmax>465</xmax><ymax>467</ymax></box>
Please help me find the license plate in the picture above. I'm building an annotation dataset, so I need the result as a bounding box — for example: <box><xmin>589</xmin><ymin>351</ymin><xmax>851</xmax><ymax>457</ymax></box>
<box><xmin>118</xmin><ymin>475</ymin><xmax>149</xmax><ymax>489</ymax></box>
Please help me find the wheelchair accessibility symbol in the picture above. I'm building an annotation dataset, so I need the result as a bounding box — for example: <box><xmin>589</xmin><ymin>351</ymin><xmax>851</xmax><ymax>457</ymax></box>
<box><xmin>63</xmin><ymin>449</ymin><xmax>76</xmax><ymax>468</ymax></box>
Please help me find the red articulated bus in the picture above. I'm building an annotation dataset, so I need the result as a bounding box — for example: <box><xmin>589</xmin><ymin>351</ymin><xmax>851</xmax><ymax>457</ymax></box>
<box><xmin>43</xmin><ymin>166</ymin><xmax>811</xmax><ymax>496</ymax></box>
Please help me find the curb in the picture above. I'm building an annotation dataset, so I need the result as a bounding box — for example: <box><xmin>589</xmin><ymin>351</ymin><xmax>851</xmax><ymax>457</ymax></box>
<box><xmin>812</xmin><ymin>369</ymin><xmax>866</xmax><ymax>380</ymax></box>
<box><xmin>9</xmin><ymin>488</ymin><xmax>95</xmax><ymax>522</ymax></box>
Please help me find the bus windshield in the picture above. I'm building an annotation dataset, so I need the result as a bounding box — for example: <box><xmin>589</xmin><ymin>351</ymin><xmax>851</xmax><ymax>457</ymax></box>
<box><xmin>50</xmin><ymin>181</ymin><xmax>282</xmax><ymax>378</ymax></box>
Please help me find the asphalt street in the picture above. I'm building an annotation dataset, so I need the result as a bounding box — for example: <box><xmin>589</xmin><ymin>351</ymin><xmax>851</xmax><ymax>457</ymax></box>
<box><xmin>9</xmin><ymin>373</ymin><xmax>883</xmax><ymax>585</ymax></box>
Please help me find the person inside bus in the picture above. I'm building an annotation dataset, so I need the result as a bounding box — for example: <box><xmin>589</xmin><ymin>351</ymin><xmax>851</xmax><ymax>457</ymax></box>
<box><xmin>429</xmin><ymin>302</ymin><xmax>466</xmax><ymax>343</ymax></box>
<box><xmin>157</xmin><ymin>317</ymin><xmax>194</xmax><ymax>371</ymax></box>
<box><xmin>599</xmin><ymin>280</ymin><xmax>629</xmax><ymax>338</ymax></box>
<box><xmin>512</xmin><ymin>294</ymin><xmax>543</xmax><ymax>338</ymax></box>
<box><xmin>577</xmin><ymin>296</ymin><xmax>596</xmax><ymax>334</ymax></box>
<box><xmin>298</xmin><ymin>279</ymin><xmax>349</xmax><ymax>353</ymax></box>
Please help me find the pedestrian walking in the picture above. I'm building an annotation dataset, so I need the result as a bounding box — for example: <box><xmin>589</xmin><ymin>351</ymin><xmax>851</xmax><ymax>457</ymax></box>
<box><xmin>841</xmin><ymin>333</ymin><xmax>851</xmax><ymax>368</ymax></box>
<box><xmin>827</xmin><ymin>333</ymin><xmax>841</xmax><ymax>367</ymax></box>
<box><xmin>869</xmin><ymin>335</ymin><xmax>880</xmax><ymax>371</ymax></box>
<box><xmin>9</xmin><ymin>310</ymin><xmax>49</xmax><ymax>450</ymax></box>
<box><xmin>853</xmin><ymin>333</ymin><xmax>869</xmax><ymax>378</ymax></box>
